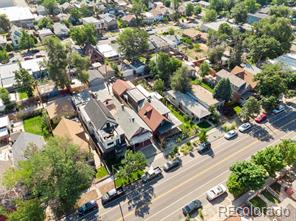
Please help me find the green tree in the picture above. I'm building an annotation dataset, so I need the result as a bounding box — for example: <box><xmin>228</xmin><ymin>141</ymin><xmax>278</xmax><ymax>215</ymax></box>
<box><xmin>37</xmin><ymin>16</ymin><xmax>53</xmax><ymax>29</ymax></box>
<box><xmin>261</xmin><ymin>96</ymin><xmax>278</xmax><ymax>112</ymax></box>
<box><xmin>19</xmin><ymin>31</ymin><xmax>35</xmax><ymax>51</ymax></box>
<box><xmin>269</xmin><ymin>5</ymin><xmax>291</xmax><ymax>18</ymax></box>
<box><xmin>244</xmin><ymin>35</ymin><xmax>282</xmax><ymax>63</ymax></box>
<box><xmin>0</xmin><ymin>88</ymin><xmax>10</xmax><ymax>105</ymax></box>
<box><xmin>278</xmin><ymin>139</ymin><xmax>296</xmax><ymax>168</ymax></box>
<box><xmin>231</xmin><ymin>3</ymin><xmax>248</xmax><ymax>24</ymax></box>
<box><xmin>185</xmin><ymin>3</ymin><xmax>194</xmax><ymax>16</ymax></box>
<box><xmin>70</xmin><ymin>52</ymin><xmax>90</xmax><ymax>83</ymax></box>
<box><xmin>209</xmin><ymin>0</ymin><xmax>225</xmax><ymax>12</ymax></box>
<box><xmin>213</xmin><ymin>78</ymin><xmax>232</xmax><ymax>102</ymax></box>
<box><xmin>199</xmin><ymin>62</ymin><xmax>210</xmax><ymax>77</ymax></box>
<box><xmin>45</xmin><ymin>37</ymin><xmax>69</xmax><ymax>88</ymax></box>
<box><xmin>69</xmin><ymin>7</ymin><xmax>82</xmax><ymax>24</ymax></box>
<box><xmin>252</xmin><ymin>146</ymin><xmax>285</xmax><ymax>177</ymax></box>
<box><xmin>117</xmin><ymin>28</ymin><xmax>148</xmax><ymax>61</ymax></box>
<box><xmin>3</xmin><ymin>137</ymin><xmax>94</xmax><ymax>215</ymax></box>
<box><xmin>42</xmin><ymin>0</ymin><xmax>58</xmax><ymax>15</ymax></box>
<box><xmin>244</xmin><ymin>0</ymin><xmax>260</xmax><ymax>13</ymax></box>
<box><xmin>208</xmin><ymin>46</ymin><xmax>224</xmax><ymax>69</ymax></box>
<box><xmin>203</xmin><ymin>9</ymin><xmax>217</xmax><ymax>22</ymax></box>
<box><xmin>198</xmin><ymin>129</ymin><xmax>208</xmax><ymax>143</ymax></box>
<box><xmin>0</xmin><ymin>14</ymin><xmax>10</xmax><ymax>33</ymax></box>
<box><xmin>132</xmin><ymin>0</ymin><xmax>146</xmax><ymax>26</ymax></box>
<box><xmin>227</xmin><ymin>160</ymin><xmax>268</xmax><ymax>196</ymax></box>
<box><xmin>239</xmin><ymin>96</ymin><xmax>260</xmax><ymax>121</ymax></box>
<box><xmin>116</xmin><ymin>150</ymin><xmax>147</xmax><ymax>185</ymax></box>
<box><xmin>8</xmin><ymin>199</ymin><xmax>44</xmax><ymax>221</ymax></box>
<box><xmin>70</xmin><ymin>24</ymin><xmax>97</xmax><ymax>46</ymax></box>
<box><xmin>254</xmin><ymin>64</ymin><xmax>287</xmax><ymax>98</ymax></box>
<box><xmin>149</xmin><ymin>52</ymin><xmax>182</xmax><ymax>86</ymax></box>
<box><xmin>153</xmin><ymin>79</ymin><xmax>165</xmax><ymax>93</ymax></box>
<box><xmin>170</xmin><ymin>66</ymin><xmax>191</xmax><ymax>92</ymax></box>
<box><xmin>254</xmin><ymin>17</ymin><xmax>294</xmax><ymax>53</ymax></box>
<box><xmin>193</xmin><ymin>5</ymin><xmax>202</xmax><ymax>15</ymax></box>
<box><xmin>0</xmin><ymin>48</ymin><xmax>9</xmax><ymax>64</ymax></box>
<box><xmin>15</xmin><ymin>65</ymin><xmax>35</xmax><ymax>97</ymax></box>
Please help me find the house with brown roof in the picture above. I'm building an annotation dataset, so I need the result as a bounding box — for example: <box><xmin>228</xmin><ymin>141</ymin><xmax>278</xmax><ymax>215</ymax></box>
<box><xmin>121</xmin><ymin>14</ymin><xmax>136</xmax><ymax>27</ymax></box>
<box><xmin>231</xmin><ymin>66</ymin><xmax>257</xmax><ymax>90</ymax></box>
<box><xmin>138</xmin><ymin>102</ymin><xmax>172</xmax><ymax>136</ymax></box>
<box><xmin>53</xmin><ymin>118</ymin><xmax>90</xmax><ymax>153</ymax></box>
<box><xmin>183</xmin><ymin>28</ymin><xmax>208</xmax><ymax>42</ymax></box>
<box><xmin>190</xmin><ymin>85</ymin><xmax>223</xmax><ymax>108</ymax></box>
<box><xmin>112</xmin><ymin>79</ymin><xmax>133</xmax><ymax>99</ymax></box>
<box><xmin>45</xmin><ymin>96</ymin><xmax>76</xmax><ymax>125</ymax></box>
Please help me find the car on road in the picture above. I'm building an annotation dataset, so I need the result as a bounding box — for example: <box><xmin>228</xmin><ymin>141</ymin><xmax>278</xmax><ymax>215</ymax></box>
<box><xmin>206</xmin><ymin>184</ymin><xmax>227</xmax><ymax>201</ymax></box>
<box><xmin>101</xmin><ymin>187</ymin><xmax>125</xmax><ymax>206</ymax></box>
<box><xmin>272</xmin><ymin>105</ymin><xmax>285</xmax><ymax>115</ymax></box>
<box><xmin>239</xmin><ymin>123</ymin><xmax>252</xmax><ymax>133</ymax></box>
<box><xmin>163</xmin><ymin>157</ymin><xmax>181</xmax><ymax>172</ymax></box>
<box><xmin>182</xmin><ymin>200</ymin><xmax>202</xmax><ymax>216</ymax></box>
<box><xmin>224</xmin><ymin>130</ymin><xmax>238</xmax><ymax>140</ymax></box>
<box><xmin>142</xmin><ymin>167</ymin><xmax>163</xmax><ymax>183</ymax></box>
<box><xmin>197</xmin><ymin>141</ymin><xmax>211</xmax><ymax>154</ymax></box>
<box><xmin>255</xmin><ymin>113</ymin><xmax>267</xmax><ymax>123</ymax></box>
<box><xmin>78</xmin><ymin>200</ymin><xmax>98</xmax><ymax>217</ymax></box>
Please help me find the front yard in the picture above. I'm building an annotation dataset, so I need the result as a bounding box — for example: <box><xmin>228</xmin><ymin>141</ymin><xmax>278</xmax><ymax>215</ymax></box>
<box><xmin>23</xmin><ymin>115</ymin><xmax>49</xmax><ymax>137</ymax></box>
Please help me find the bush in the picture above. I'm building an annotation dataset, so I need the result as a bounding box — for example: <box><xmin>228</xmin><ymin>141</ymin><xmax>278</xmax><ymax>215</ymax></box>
<box><xmin>180</xmin><ymin>144</ymin><xmax>193</xmax><ymax>155</ymax></box>
<box><xmin>222</xmin><ymin>122</ymin><xmax>237</xmax><ymax>132</ymax></box>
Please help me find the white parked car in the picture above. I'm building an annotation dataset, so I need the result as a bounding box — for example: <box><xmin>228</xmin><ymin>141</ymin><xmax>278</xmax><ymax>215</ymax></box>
<box><xmin>272</xmin><ymin>105</ymin><xmax>285</xmax><ymax>115</ymax></box>
<box><xmin>206</xmin><ymin>184</ymin><xmax>227</xmax><ymax>201</ymax></box>
<box><xmin>239</xmin><ymin>123</ymin><xmax>252</xmax><ymax>133</ymax></box>
<box><xmin>224</xmin><ymin>130</ymin><xmax>238</xmax><ymax>140</ymax></box>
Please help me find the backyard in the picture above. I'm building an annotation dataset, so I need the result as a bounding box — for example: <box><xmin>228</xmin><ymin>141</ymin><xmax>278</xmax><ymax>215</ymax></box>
<box><xmin>192</xmin><ymin>79</ymin><xmax>214</xmax><ymax>93</ymax></box>
<box><xmin>96</xmin><ymin>165</ymin><xmax>109</xmax><ymax>180</ymax></box>
<box><xmin>23</xmin><ymin>114</ymin><xmax>48</xmax><ymax>137</ymax></box>
<box><xmin>18</xmin><ymin>90</ymin><xmax>28</xmax><ymax>100</ymax></box>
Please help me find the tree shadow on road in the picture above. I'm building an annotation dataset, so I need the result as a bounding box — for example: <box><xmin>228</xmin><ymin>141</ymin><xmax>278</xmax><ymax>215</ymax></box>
<box><xmin>249</xmin><ymin>124</ymin><xmax>274</xmax><ymax>142</ymax></box>
<box><xmin>126</xmin><ymin>182</ymin><xmax>155</xmax><ymax>218</ymax></box>
<box><xmin>267</xmin><ymin>110</ymin><xmax>296</xmax><ymax>133</ymax></box>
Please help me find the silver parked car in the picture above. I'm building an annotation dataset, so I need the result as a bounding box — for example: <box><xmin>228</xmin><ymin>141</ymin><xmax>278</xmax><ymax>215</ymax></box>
<box><xmin>239</xmin><ymin>123</ymin><xmax>252</xmax><ymax>133</ymax></box>
<box><xmin>224</xmin><ymin>130</ymin><xmax>238</xmax><ymax>140</ymax></box>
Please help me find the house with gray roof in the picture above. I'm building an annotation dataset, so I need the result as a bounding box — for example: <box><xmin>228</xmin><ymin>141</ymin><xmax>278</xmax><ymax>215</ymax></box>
<box><xmin>53</xmin><ymin>22</ymin><xmax>69</xmax><ymax>39</ymax></box>
<box><xmin>110</xmin><ymin>99</ymin><xmax>152</xmax><ymax>149</ymax></box>
<box><xmin>215</xmin><ymin>69</ymin><xmax>247</xmax><ymax>95</ymax></box>
<box><xmin>11</xmin><ymin>132</ymin><xmax>45</xmax><ymax>166</ymax></box>
<box><xmin>79</xmin><ymin>98</ymin><xmax>126</xmax><ymax>158</ymax></box>
<box><xmin>99</xmin><ymin>13</ymin><xmax>117</xmax><ymax>30</ymax></box>
<box><xmin>166</xmin><ymin>90</ymin><xmax>211</xmax><ymax>122</ymax></box>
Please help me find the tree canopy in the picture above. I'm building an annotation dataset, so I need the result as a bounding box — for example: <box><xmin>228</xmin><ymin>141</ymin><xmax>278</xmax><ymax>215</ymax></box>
<box><xmin>15</xmin><ymin>64</ymin><xmax>35</xmax><ymax>97</ymax></box>
<box><xmin>199</xmin><ymin>62</ymin><xmax>211</xmax><ymax>77</ymax></box>
<box><xmin>203</xmin><ymin>9</ymin><xmax>217</xmax><ymax>22</ymax></box>
<box><xmin>231</xmin><ymin>3</ymin><xmax>248</xmax><ymax>24</ymax></box>
<box><xmin>239</xmin><ymin>96</ymin><xmax>260</xmax><ymax>121</ymax></box>
<box><xmin>149</xmin><ymin>52</ymin><xmax>182</xmax><ymax>87</ymax></box>
<box><xmin>19</xmin><ymin>31</ymin><xmax>35</xmax><ymax>51</ymax></box>
<box><xmin>70</xmin><ymin>52</ymin><xmax>90</xmax><ymax>83</ymax></box>
<box><xmin>37</xmin><ymin>16</ymin><xmax>53</xmax><ymax>29</ymax></box>
<box><xmin>0</xmin><ymin>49</ymin><xmax>9</xmax><ymax>64</ymax></box>
<box><xmin>170</xmin><ymin>66</ymin><xmax>191</xmax><ymax>92</ymax></box>
<box><xmin>70</xmin><ymin>24</ymin><xmax>97</xmax><ymax>46</ymax></box>
<box><xmin>0</xmin><ymin>14</ymin><xmax>11</xmax><ymax>33</ymax></box>
<box><xmin>116</xmin><ymin>150</ymin><xmax>147</xmax><ymax>185</ymax></box>
<box><xmin>117</xmin><ymin>28</ymin><xmax>148</xmax><ymax>61</ymax></box>
<box><xmin>3</xmin><ymin>137</ymin><xmax>94</xmax><ymax>216</ymax></box>
<box><xmin>44</xmin><ymin>37</ymin><xmax>69</xmax><ymax>88</ymax></box>
<box><xmin>213</xmin><ymin>78</ymin><xmax>232</xmax><ymax>102</ymax></box>
<box><xmin>42</xmin><ymin>0</ymin><xmax>58</xmax><ymax>15</ymax></box>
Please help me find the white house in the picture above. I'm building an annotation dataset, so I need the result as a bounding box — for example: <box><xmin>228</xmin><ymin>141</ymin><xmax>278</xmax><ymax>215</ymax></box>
<box><xmin>0</xmin><ymin>7</ymin><xmax>35</xmax><ymax>28</ymax></box>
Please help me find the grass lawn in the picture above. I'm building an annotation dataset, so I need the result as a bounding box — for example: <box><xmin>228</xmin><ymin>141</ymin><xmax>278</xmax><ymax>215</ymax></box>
<box><xmin>165</xmin><ymin>101</ymin><xmax>192</xmax><ymax>128</ymax></box>
<box><xmin>18</xmin><ymin>90</ymin><xmax>28</xmax><ymax>100</ymax></box>
<box><xmin>191</xmin><ymin>79</ymin><xmax>214</xmax><ymax>93</ymax></box>
<box><xmin>23</xmin><ymin>115</ymin><xmax>47</xmax><ymax>137</ymax></box>
<box><xmin>96</xmin><ymin>166</ymin><xmax>109</xmax><ymax>179</ymax></box>
<box><xmin>262</xmin><ymin>189</ymin><xmax>280</xmax><ymax>204</ymax></box>
<box><xmin>249</xmin><ymin>196</ymin><xmax>267</xmax><ymax>213</ymax></box>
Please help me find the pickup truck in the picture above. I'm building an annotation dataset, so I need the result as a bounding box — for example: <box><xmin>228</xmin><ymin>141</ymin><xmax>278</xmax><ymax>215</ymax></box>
<box><xmin>142</xmin><ymin>167</ymin><xmax>163</xmax><ymax>183</ymax></box>
<box><xmin>101</xmin><ymin>187</ymin><xmax>125</xmax><ymax>206</ymax></box>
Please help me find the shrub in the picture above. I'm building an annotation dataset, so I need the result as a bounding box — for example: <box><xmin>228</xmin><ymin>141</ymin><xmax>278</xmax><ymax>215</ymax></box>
<box><xmin>222</xmin><ymin>122</ymin><xmax>237</xmax><ymax>132</ymax></box>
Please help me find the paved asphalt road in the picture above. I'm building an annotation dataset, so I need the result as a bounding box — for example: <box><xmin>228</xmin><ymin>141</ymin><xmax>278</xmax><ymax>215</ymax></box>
<box><xmin>86</xmin><ymin>107</ymin><xmax>296</xmax><ymax>221</ymax></box>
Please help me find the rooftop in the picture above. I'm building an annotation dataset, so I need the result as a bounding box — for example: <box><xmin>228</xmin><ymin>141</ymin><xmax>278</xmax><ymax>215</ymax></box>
<box><xmin>191</xmin><ymin>85</ymin><xmax>220</xmax><ymax>107</ymax></box>
<box><xmin>0</xmin><ymin>7</ymin><xmax>35</xmax><ymax>22</ymax></box>
<box><xmin>216</xmin><ymin>69</ymin><xmax>246</xmax><ymax>88</ymax></box>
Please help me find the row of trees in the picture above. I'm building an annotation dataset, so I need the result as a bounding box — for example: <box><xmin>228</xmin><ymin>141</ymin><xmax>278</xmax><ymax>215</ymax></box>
<box><xmin>227</xmin><ymin>139</ymin><xmax>296</xmax><ymax>197</ymax></box>
<box><xmin>2</xmin><ymin>137</ymin><xmax>95</xmax><ymax>219</ymax></box>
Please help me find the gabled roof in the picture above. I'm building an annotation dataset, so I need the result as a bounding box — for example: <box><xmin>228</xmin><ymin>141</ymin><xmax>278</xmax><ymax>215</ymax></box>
<box><xmin>84</xmin><ymin>98</ymin><xmax>117</xmax><ymax>130</ymax></box>
<box><xmin>112</xmin><ymin>79</ymin><xmax>132</xmax><ymax>97</ymax></box>
<box><xmin>138</xmin><ymin>103</ymin><xmax>166</xmax><ymax>132</ymax></box>
<box><xmin>216</xmin><ymin>69</ymin><xmax>246</xmax><ymax>89</ymax></box>
<box><xmin>45</xmin><ymin>96</ymin><xmax>75</xmax><ymax>120</ymax></box>
<box><xmin>231</xmin><ymin>66</ymin><xmax>257</xmax><ymax>89</ymax></box>
<box><xmin>12</xmin><ymin>132</ymin><xmax>45</xmax><ymax>165</ymax></box>
<box><xmin>53</xmin><ymin>118</ymin><xmax>89</xmax><ymax>152</ymax></box>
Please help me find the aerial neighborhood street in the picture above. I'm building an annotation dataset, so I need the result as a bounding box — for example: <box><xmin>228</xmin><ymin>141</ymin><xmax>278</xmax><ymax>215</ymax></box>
<box><xmin>0</xmin><ymin>0</ymin><xmax>296</xmax><ymax>221</ymax></box>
